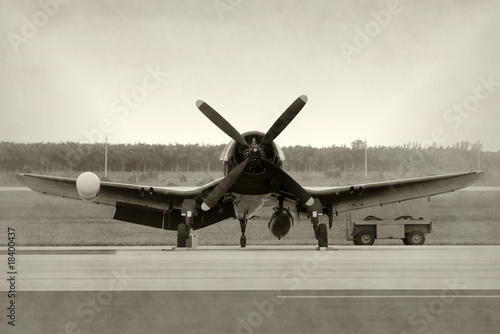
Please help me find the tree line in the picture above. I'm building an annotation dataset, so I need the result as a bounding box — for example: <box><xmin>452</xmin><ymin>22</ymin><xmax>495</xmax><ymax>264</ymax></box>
<box><xmin>0</xmin><ymin>140</ymin><xmax>497</xmax><ymax>177</ymax></box>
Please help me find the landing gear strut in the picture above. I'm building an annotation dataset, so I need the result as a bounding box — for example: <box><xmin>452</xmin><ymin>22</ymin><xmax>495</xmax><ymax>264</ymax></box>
<box><xmin>239</xmin><ymin>218</ymin><xmax>247</xmax><ymax>248</ymax></box>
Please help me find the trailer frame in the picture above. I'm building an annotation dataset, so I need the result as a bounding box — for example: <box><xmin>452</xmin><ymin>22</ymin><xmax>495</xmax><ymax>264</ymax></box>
<box><xmin>345</xmin><ymin>198</ymin><xmax>433</xmax><ymax>245</ymax></box>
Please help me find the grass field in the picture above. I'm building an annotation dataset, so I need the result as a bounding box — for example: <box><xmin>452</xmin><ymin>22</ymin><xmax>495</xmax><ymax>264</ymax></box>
<box><xmin>1</xmin><ymin>190</ymin><xmax>499</xmax><ymax>246</ymax></box>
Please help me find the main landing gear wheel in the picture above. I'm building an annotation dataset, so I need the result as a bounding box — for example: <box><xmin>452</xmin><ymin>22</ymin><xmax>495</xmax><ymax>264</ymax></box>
<box><xmin>239</xmin><ymin>218</ymin><xmax>248</xmax><ymax>248</ymax></box>
<box><xmin>407</xmin><ymin>230</ymin><xmax>425</xmax><ymax>245</ymax></box>
<box><xmin>317</xmin><ymin>224</ymin><xmax>328</xmax><ymax>248</ymax></box>
<box><xmin>177</xmin><ymin>223</ymin><xmax>188</xmax><ymax>248</ymax></box>
<box><xmin>356</xmin><ymin>229</ymin><xmax>375</xmax><ymax>245</ymax></box>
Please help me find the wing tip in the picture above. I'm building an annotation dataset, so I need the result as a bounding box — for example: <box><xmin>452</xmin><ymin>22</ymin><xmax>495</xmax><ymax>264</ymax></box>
<box><xmin>299</xmin><ymin>95</ymin><xmax>308</xmax><ymax>103</ymax></box>
<box><xmin>473</xmin><ymin>170</ymin><xmax>485</xmax><ymax>182</ymax></box>
<box><xmin>467</xmin><ymin>170</ymin><xmax>484</xmax><ymax>180</ymax></box>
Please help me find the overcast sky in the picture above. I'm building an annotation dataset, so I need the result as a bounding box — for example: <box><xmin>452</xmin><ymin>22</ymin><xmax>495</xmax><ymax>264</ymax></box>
<box><xmin>1</xmin><ymin>0</ymin><xmax>499</xmax><ymax>151</ymax></box>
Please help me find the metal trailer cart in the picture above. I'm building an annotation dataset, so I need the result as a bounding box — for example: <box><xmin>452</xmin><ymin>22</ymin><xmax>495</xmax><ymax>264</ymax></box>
<box><xmin>346</xmin><ymin>197</ymin><xmax>432</xmax><ymax>245</ymax></box>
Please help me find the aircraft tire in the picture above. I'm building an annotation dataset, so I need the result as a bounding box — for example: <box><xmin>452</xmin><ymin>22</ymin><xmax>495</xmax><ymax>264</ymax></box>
<box><xmin>402</xmin><ymin>238</ymin><xmax>410</xmax><ymax>245</ymax></box>
<box><xmin>240</xmin><ymin>236</ymin><xmax>246</xmax><ymax>248</ymax></box>
<box><xmin>317</xmin><ymin>223</ymin><xmax>328</xmax><ymax>247</ymax></box>
<box><xmin>177</xmin><ymin>223</ymin><xmax>188</xmax><ymax>248</ymax></box>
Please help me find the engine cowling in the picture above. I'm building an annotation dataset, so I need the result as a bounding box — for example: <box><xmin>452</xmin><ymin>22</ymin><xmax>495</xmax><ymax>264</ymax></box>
<box><xmin>76</xmin><ymin>172</ymin><xmax>100</xmax><ymax>202</ymax></box>
<box><xmin>268</xmin><ymin>209</ymin><xmax>293</xmax><ymax>240</ymax></box>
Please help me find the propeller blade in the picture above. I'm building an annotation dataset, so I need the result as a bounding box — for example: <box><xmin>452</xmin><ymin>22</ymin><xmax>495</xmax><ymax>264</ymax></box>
<box><xmin>261</xmin><ymin>95</ymin><xmax>308</xmax><ymax>146</ymax></box>
<box><xmin>259</xmin><ymin>157</ymin><xmax>314</xmax><ymax>207</ymax></box>
<box><xmin>196</xmin><ymin>100</ymin><xmax>249</xmax><ymax>148</ymax></box>
<box><xmin>201</xmin><ymin>158</ymin><xmax>250</xmax><ymax>211</ymax></box>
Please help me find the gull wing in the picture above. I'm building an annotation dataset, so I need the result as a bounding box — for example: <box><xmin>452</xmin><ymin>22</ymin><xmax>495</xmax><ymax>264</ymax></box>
<box><xmin>15</xmin><ymin>173</ymin><xmax>234</xmax><ymax>230</ymax></box>
<box><xmin>303</xmin><ymin>171</ymin><xmax>483</xmax><ymax>214</ymax></box>
<box><xmin>15</xmin><ymin>173</ymin><xmax>222</xmax><ymax>209</ymax></box>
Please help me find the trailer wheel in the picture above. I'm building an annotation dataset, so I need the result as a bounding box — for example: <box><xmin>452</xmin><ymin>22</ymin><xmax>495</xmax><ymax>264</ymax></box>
<box><xmin>407</xmin><ymin>230</ymin><xmax>425</xmax><ymax>245</ymax></box>
<box><xmin>356</xmin><ymin>229</ymin><xmax>375</xmax><ymax>245</ymax></box>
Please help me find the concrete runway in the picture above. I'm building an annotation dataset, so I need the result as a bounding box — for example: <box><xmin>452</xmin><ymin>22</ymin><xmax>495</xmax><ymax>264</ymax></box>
<box><xmin>3</xmin><ymin>245</ymin><xmax>500</xmax><ymax>291</ymax></box>
<box><xmin>1</xmin><ymin>246</ymin><xmax>500</xmax><ymax>333</ymax></box>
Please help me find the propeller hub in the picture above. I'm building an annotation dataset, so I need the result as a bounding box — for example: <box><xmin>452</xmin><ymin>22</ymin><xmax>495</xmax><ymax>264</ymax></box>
<box><xmin>247</xmin><ymin>139</ymin><xmax>263</xmax><ymax>159</ymax></box>
<box><xmin>249</xmin><ymin>147</ymin><xmax>261</xmax><ymax>158</ymax></box>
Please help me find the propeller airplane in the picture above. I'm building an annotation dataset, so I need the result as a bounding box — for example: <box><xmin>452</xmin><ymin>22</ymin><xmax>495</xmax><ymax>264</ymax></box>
<box><xmin>16</xmin><ymin>95</ymin><xmax>483</xmax><ymax>248</ymax></box>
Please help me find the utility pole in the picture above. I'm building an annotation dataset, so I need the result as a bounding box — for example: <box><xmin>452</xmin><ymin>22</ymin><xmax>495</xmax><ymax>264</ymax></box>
<box><xmin>105</xmin><ymin>136</ymin><xmax>108</xmax><ymax>178</ymax></box>
<box><xmin>364</xmin><ymin>139</ymin><xmax>368</xmax><ymax>178</ymax></box>
<box><xmin>478</xmin><ymin>147</ymin><xmax>481</xmax><ymax>169</ymax></box>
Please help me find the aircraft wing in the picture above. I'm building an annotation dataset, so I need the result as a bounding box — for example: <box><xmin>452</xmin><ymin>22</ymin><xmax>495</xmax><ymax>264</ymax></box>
<box><xmin>15</xmin><ymin>173</ymin><xmax>235</xmax><ymax>230</ymax></box>
<box><xmin>302</xmin><ymin>171</ymin><xmax>483</xmax><ymax>214</ymax></box>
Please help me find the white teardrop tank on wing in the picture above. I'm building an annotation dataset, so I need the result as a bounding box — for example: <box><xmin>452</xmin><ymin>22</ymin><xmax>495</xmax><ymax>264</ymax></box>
<box><xmin>76</xmin><ymin>172</ymin><xmax>100</xmax><ymax>202</ymax></box>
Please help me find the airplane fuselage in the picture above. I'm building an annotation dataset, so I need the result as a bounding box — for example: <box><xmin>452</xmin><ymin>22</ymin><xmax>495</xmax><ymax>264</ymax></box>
<box><xmin>220</xmin><ymin>131</ymin><xmax>285</xmax><ymax>219</ymax></box>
